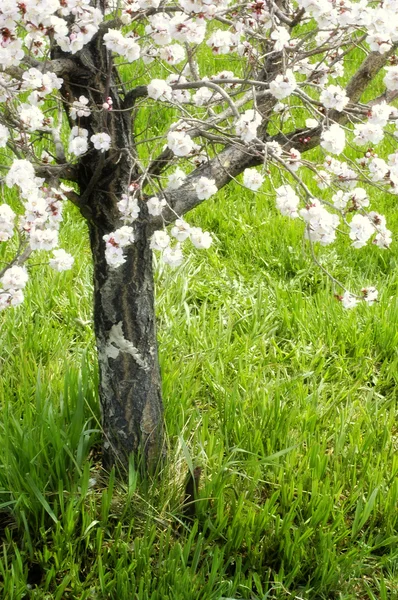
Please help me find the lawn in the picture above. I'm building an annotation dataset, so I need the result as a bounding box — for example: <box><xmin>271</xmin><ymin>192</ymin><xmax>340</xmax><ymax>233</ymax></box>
<box><xmin>1</xmin><ymin>32</ymin><xmax>398</xmax><ymax>600</ymax></box>
<box><xmin>1</xmin><ymin>164</ymin><xmax>397</xmax><ymax>598</ymax></box>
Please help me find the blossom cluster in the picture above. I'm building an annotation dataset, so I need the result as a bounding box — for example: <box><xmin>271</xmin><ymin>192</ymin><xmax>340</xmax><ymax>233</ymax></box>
<box><xmin>0</xmin><ymin>158</ymin><xmax>75</xmax><ymax>309</ymax></box>
<box><xmin>300</xmin><ymin>200</ymin><xmax>340</xmax><ymax>246</ymax></box>
<box><xmin>0</xmin><ymin>266</ymin><xmax>28</xmax><ymax>310</ymax></box>
<box><xmin>103</xmin><ymin>226</ymin><xmax>135</xmax><ymax>268</ymax></box>
<box><xmin>104</xmin><ymin>171</ymin><xmax>216</xmax><ymax>269</ymax></box>
<box><xmin>236</xmin><ymin>110</ymin><xmax>262</xmax><ymax>143</ymax></box>
<box><xmin>150</xmin><ymin>221</ymin><xmax>212</xmax><ymax>268</ymax></box>
<box><xmin>340</xmin><ymin>287</ymin><xmax>379</xmax><ymax>310</ymax></box>
<box><xmin>165</xmin><ymin>122</ymin><xmax>199</xmax><ymax>156</ymax></box>
<box><xmin>68</xmin><ymin>127</ymin><xmax>111</xmax><ymax>157</ymax></box>
<box><xmin>0</xmin><ymin>0</ymin><xmax>102</xmax><ymax>67</ymax></box>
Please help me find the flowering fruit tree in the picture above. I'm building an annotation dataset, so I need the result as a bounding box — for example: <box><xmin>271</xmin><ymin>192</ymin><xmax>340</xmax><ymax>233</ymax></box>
<box><xmin>0</xmin><ymin>0</ymin><xmax>397</xmax><ymax>468</ymax></box>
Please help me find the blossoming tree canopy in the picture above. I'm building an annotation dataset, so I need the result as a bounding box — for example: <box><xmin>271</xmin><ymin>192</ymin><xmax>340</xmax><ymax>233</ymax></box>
<box><xmin>0</xmin><ymin>0</ymin><xmax>397</xmax><ymax>465</ymax></box>
<box><xmin>1</xmin><ymin>0</ymin><xmax>398</xmax><ymax>307</ymax></box>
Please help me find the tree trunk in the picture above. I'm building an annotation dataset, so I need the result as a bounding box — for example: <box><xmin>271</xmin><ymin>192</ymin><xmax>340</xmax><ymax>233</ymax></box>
<box><xmin>89</xmin><ymin>218</ymin><xmax>164</xmax><ymax>471</ymax></box>
<box><xmin>52</xmin><ymin>32</ymin><xmax>166</xmax><ymax>471</ymax></box>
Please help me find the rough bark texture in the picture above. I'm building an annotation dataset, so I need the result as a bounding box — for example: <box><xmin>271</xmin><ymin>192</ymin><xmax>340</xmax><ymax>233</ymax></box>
<box><xmin>89</xmin><ymin>218</ymin><xmax>164</xmax><ymax>470</ymax></box>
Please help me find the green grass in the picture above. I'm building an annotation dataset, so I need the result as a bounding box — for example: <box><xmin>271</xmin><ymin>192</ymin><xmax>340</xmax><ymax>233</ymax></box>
<box><xmin>1</xmin><ymin>168</ymin><xmax>398</xmax><ymax>598</ymax></box>
<box><xmin>1</xmin><ymin>27</ymin><xmax>398</xmax><ymax>599</ymax></box>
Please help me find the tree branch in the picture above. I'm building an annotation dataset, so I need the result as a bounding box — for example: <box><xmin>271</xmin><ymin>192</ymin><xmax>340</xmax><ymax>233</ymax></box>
<box><xmin>123</xmin><ymin>86</ymin><xmax>148</xmax><ymax>110</ymax></box>
<box><xmin>151</xmin><ymin>142</ymin><xmax>263</xmax><ymax>227</ymax></box>
<box><xmin>345</xmin><ymin>47</ymin><xmax>396</xmax><ymax>104</ymax></box>
<box><xmin>34</xmin><ymin>163</ymin><xmax>79</xmax><ymax>182</ymax></box>
<box><xmin>7</xmin><ymin>57</ymin><xmax>83</xmax><ymax>79</ymax></box>
<box><xmin>270</xmin><ymin>47</ymin><xmax>397</xmax><ymax>153</ymax></box>
<box><xmin>153</xmin><ymin>47</ymin><xmax>395</xmax><ymax>224</ymax></box>
<box><xmin>368</xmin><ymin>88</ymin><xmax>398</xmax><ymax>107</ymax></box>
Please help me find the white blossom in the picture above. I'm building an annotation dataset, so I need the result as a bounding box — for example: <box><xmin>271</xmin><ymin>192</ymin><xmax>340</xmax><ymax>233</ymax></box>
<box><xmin>150</xmin><ymin>230</ymin><xmax>171</xmax><ymax>250</ymax></box>
<box><xmin>368</xmin><ymin>102</ymin><xmax>393</xmax><ymax>126</ymax></box>
<box><xmin>22</xmin><ymin>68</ymin><xmax>43</xmax><ymax>90</ymax></box>
<box><xmin>146</xmin><ymin>14</ymin><xmax>172</xmax><ymax>46</ymax></box>
<box><xmin>332</xmin><ymin>190</ymin><xmax>349</xmax><ymax>210</ymax></box>
<box><xmin>0</xmin><ymin>39</ymin><xmax>24</xmax><ymax>69</ymax></box>
<box><xmin>166</xmin><ymin>74</ymin><xmax>191</xmax><ymax>103</ymax></box>
<box><xmin>170</xmin><ymin>16</ymin><xmax>206</xmax><ymax>45</ymax></box>
<box><xmin>105</xmin><ymin>245</ymin><xmax>126</xmax><ymax>268</ymax></box>
<box><xmin>171</xmin><ymin>219</ymin><xmax>191</xmax><ymax>242</ymax></box>
<box><xmin>166</xmin><ymin>168</ymin><xmax>186</xmax><ymax>190</ymax></box>
<box><xmin>194</xmin><ymin>177</ymin><xmax>217</xmax><ymax>200</ymax></box>
<box><xmin>374</xmin><ymin>229</ymin><xmax>392</xmax><ymax>248</ymax></box>
<box><xmin>162</xmin><ymin>244</ymin><xmax>184</xmax><ymax>267</ymax></box>
<box><xmin>147</xmin><ymin>196</ymin><xmax>167</xmax><ymax>216</ymax></box>
<box><xmin>70</xmin><ymin>95</ymin><xmax>91</xmax><ymax>119</ymax></box>
<box><xmin>270</xmin><ymin>27</ymin><xmax>290</xmax><ymax>51</ymax></box>
<box><xmin>286</xmin><ymin>148</ymin><xmax>302</xmax><ymax>172</ymax></box>
<box><xmin>320</xmin><ymin>85</ymin><xmax>349</xmax><ymax>111</ymax></box>
<box><xmin>306</xmin><ymin>118</ymin><xmax>318</xmax><ymax>128</ymax></box>
<box><xmin>69</xmin><ymin>135</ymin><xmax>88</xmax><ymax>156</ymax></box>
<box><xmin>341</xmin><ymin>291</ymin><xmax>359</xmax><ymax>309</ymax></box>
<box><xmin>159</xmin><ymin>44</ymin><xmax>185</xmax><ymax>65</ymax></box>
<box><xmin>351</xmin><ymin>188</ymin><xmax>369</xmax><ymax>208</ymax></box>
<box><xmin>105</xmin><ymin>226</ymin><xmax>135</xmax><ymax>248</ymax></box>
<box><xmin>362</xmin><ymin>287</ymin><xmax>378</xmax><ymax>304</ymax></box>
<box><xmin>384</xmin><ymin>66</ymin><xmax>398</xmax><ymax>91</ymax></box>
<box><xmin>367</xmin><ymin>34</ymin><xmax>392</xmax><ymax>55</ymax></box>
<box><xmin>207</xmin><ymin>30</ymin><xmax>237</xmax><ymax>54</ymax></box>
<box><xmin>91</xmin><ymin>132</ymin><xmax>111</xmax><ymax>152</ymax></box>
<box><xmin>147</xmin><ymin>79</ymin><xmax>173</xmax><ymax>101</ymax></box>
<box><xmin>167</xmin><ymin>131</ymin><xmax>194</xmax><ymax>157</ymax></box>
<box><xmin>30</xmin><ymin>228</ymin><xmax>59</xmax><ymax>251</ymax></box>
<box><xmin>49</xmin><ymin>249</ymin><xmax>75</xmax><ymax>271</ymax></box>
<box><xmin>349</xmin><ymin>214</ymin><xmax>374</xmax><ymax>248</ymax></box>
<box><xmin>320</xmin><ymin>124</ymin><xmax>346</xmax><ymax>154</ymax></box>
<box><xmin>235</xmin><ymin>109</ymin><xmax>262</xmax><ymax>143</ymax></box>
<box><xmin>243</xmin><ymin>169</ymin><xmax>264</xmax><ymax>191</ymax></box>
<box><xmin>0</xmin><ymin>289</ymin><xmax>24</xmax><ymax>310</ymax></box>
<box><xmin>368</xmin><ymin>158</ymin><xmax>389</xmax><ymax>182</ymax></box>
<box><xmin>103</xmin><ymin>226</ymin><xmax>135</xmax><ymax>268</ymax></box>
<box><xmin>117</xmin><ymin>194</ymin><xmax>140</xmax><ymax>223</ymax></box>
<box><xmin>0</xmin><ymin>124</ymin><xmax>9</xmax><ymax>148</ymax></box>
<box><xmin>269</xmin><ymin>69</ymin><xmax>297</xmax><ymax>100</ymax></box>
<box><xmin>193</xmin><ymin>87</ymin><xmax>214</xmax><ymax>107</ymax></box>
<box><xmin>104</xmin><ymin>30</ymin><xmax>140</xmax><ymax>61</ymax></box>
<box><xmin>19</xmin><ymin>105</ymin><xmax>45</xmax><ymax>130</ymax></box>
<box><xmin>190</xmin><ymin>227</ymin><xmax>212</xmax><ymax>249</ymax></box>
<box><xmin>6</xmin><ymin>160</ymin><xmax>37</xmax><ymax>192</ymax></box>
<box><xmin>353</xmin><ymin>123</ymin><xmax>384</xmax><ymax>146</ymax></box>
<box><xmin>1</xmin><ymin>266</ymin><xmax>28</xmax><ymax>290</ymax></box>
<box><xmin>300</xmin><ymin>200</ymin><xmax>339</xmax><ymax>245</ymax></box>
<box><xmin>24</xmin><ymin>196</ymin><xmax>48</xmax><ymax>227</ymax></box>
<box><xmin>275</xmin><ymin>185</ymin><xmax>300</xmax><ymax>218</ymax></box>
<box><xmin>0</xmin><ymin>204</ymin><xmax>15</xmax><ymax>241</ymax></box>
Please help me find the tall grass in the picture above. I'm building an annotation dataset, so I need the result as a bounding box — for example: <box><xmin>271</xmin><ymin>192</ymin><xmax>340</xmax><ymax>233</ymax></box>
<box><xmin>1</xmin><ymin>36</ymin><xmax>398</xmax><ymax>600</ymax></box>
<box><xmin>1</xmin><ymin>168</ymin><xmax>397</xmax><ymax>598</ymax></box>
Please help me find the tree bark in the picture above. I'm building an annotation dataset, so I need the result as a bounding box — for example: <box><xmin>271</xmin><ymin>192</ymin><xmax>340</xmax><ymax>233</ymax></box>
<box><xmin>89</xmin><ymin>217</ymin><xmax>164</xmax><ymax>471</ymax></box>
<box><xmin>56</xmin><ymin>32</ymin><xmax>166</xmax><ymax>470</ymax></box>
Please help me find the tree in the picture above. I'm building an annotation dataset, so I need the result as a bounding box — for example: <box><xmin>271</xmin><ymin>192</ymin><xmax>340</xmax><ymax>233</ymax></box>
<box><xmin>0</xmin><ymin>0</ymin><xmax>396</xmax><ymax>469</ymax></box>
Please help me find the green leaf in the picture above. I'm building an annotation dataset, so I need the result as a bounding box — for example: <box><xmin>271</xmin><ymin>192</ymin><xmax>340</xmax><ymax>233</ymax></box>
<box><xmin>26</xmin><ymin>474</ymin><xmax>58</xmax><ymax>524</ymax></box>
